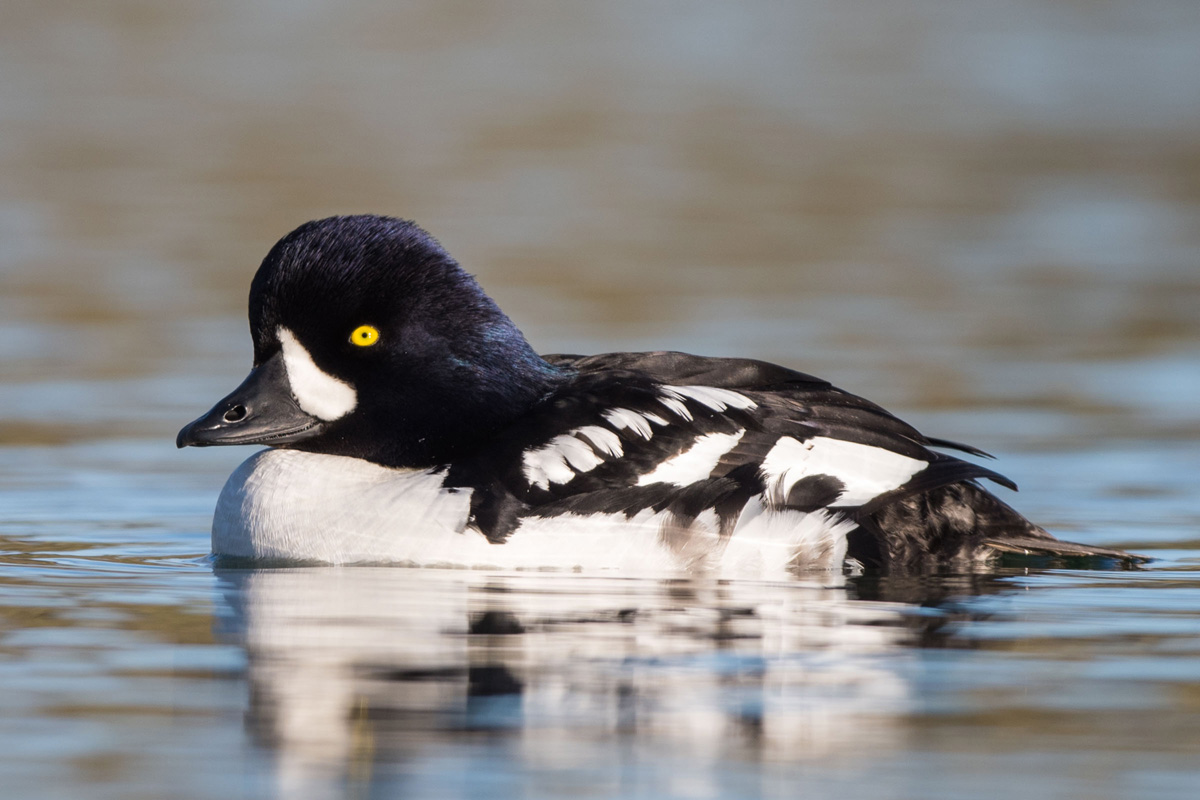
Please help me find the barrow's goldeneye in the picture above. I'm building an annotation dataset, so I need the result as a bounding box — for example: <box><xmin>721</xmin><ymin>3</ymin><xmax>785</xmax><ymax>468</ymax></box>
<box><xmin>177</xmin><ymin>215</ymin><xmax>1137</xmax><ymax>573</ymax></box>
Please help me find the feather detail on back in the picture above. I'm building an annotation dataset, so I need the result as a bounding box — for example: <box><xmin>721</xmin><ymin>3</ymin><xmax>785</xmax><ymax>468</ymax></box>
<box><xmin>442</xmin><ymin>351</ymin><xmax>1086</xmax><ymax>569</ymax></box>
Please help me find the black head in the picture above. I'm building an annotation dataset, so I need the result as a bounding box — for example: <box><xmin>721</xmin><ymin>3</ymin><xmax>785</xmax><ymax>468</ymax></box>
<box><xmin>178</xmin><ymin>215</ymin><xmax>567</xmax><ymax>467</ymax></box>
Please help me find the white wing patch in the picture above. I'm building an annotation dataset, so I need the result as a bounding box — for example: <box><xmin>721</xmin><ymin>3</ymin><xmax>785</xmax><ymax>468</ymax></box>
<box><xmin>574</xmin><ymin>425</ymin><xmax>623</xmax><ymax>457</ymax></box>
<box><xmin>522</xmin><ymin>423</ymin><xmax>630</xmax><ymax>490</ymax></box>
<box><xmin>760</xmin><ymin>436</ymin><xmax>927</xmax><ymax>507</ymax></box>
<box><xmin>602</xmin><ymin>408</ymin><xmax>654</xmax><ymax>439</ymax></box>
<box><xmin>523</xmin><ymin>433</ymin><xmax>606</xmax><ymax>490</ymax></box>
<box><xmin>657</xmin><ymin>394</ymin><xmax>693</xmax><ymax>421</ymax></box>
<box><xmin>641</xmin><ymin>411</ymin><xmax>668</xmax><ymax>426</ymax></box>
<box><xmin>637</xmin><ymin>429</ymin><xmax>746</xmax><ymax>487</ymax></box>
<box><xmin>522</xmin><ymin>385</ymin><xmax>755</xmax><ymax>492</ymax></box>
<box><xmin>601</xmin><ymin>407</ymin><xmax>670</xmax><ymax>438</ymax></box>
<box><xmin>277</xmin><ymin>327</ymin><xmax>357</xmax><ymax>421</ymax></box>
<box><xmin>661</xmin><ymin>385</ymin><xmax>757</xmax><ymax>412</ymax></box>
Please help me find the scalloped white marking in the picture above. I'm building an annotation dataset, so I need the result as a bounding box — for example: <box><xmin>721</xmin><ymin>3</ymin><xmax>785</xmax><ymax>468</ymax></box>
<box><xmin>523</xmin><ymin>433</ymin><xmax>606</xmax><ymax>490</ymax></box>
<box><xmin>278</xmin><ymin>327</ymin><xmax>357</xmax><ymax>421</ymax></box>
<box><xmin>661</xmin><ymin>385</ymin><xmax>757</xmax><ymax>412</ymax></box>
<box><xmin>657</xmin><ymin>394</ymin><xmax>693</xmax><ymax>421</ymax></box>
<box><xmin>602</xmin><ymin>408</ymin><xmax>654</xmax><ymax>439</ymax></box>
<box><xmin>760</xmin><ymin>436</ymin><xmax>926</xmax><ymax>507</ymax></box>
<box><xmin>574</xmin><ymin>425</ymin><xmax>624</xmax><ymax>457</ymax></box>
<box><xmin>637</xmin><ymin>429</ymin><xmax>745</xmax><ymax>487</ymax></box>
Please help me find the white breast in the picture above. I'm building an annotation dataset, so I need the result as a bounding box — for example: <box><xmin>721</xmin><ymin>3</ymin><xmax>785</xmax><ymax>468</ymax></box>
<box><xmin>213</xmin><ymin>449</ymin><xmax>474</xmax><ymax>564</ymax></box>
<box><xmin>212</xmin><ymin>449</ymin><xmax>856</xmax><ymax>575</ymax></box>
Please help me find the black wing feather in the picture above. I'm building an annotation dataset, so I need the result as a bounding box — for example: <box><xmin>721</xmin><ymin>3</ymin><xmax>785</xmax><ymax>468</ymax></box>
<box><xmin>450</xmin><ymin>351</ymin><xmax>1140</xmax><ymax>570</ymax></box>
<box><xmin>450</xmin><ymin>352</ymin><xmax>1015</xmax><ymax>544</ymax></box>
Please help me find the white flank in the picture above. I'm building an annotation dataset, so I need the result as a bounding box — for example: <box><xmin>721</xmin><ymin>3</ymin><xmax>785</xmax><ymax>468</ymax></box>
<box><xmin>522</xmin><ymin>433</ymin><xmax>604</xmax><ymax>490</ymax></box>
<box><xmin>506</xmin><ymin>510</ymin><xmax>684</xmax><ymax>573</ymax></box>
<box><xmin>212</xmin><ymin>450</ymin><xmax>861</xmax><ymax>574</ymax></box>
<box><xmin>661</xmin><ymin>385</ymin><xmax>757</xmax><ymax>412</ymax></box>
<box><xmin>602</xmin><ymin>407</ymin><xmax>654</xmax><ymax>439</ymax></box>
<box><xmin>760</xmin><ymin>436</ymin><xmax>927</xmax><ymax>507</ymax></box>
<box><xmin>722</xmin><ymin>499</ymin><xmax>855</xmax><ymax>577</ymax></box>
<box><xmin>637</xmin><ymin>429</ymin><xmax>746</xmax><ymax>487</ymax></box>
<box><xmin>277</xmin><ymin>327</ymin><xmax>358</xmax><ymax>421</ymax></box>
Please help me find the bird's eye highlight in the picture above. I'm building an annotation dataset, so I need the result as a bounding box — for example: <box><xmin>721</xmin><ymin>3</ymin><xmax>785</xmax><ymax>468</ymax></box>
<box><xmin>349</xmin><ymin>325</ymin><xmax>380</xmax><ymax>347</ymax></box>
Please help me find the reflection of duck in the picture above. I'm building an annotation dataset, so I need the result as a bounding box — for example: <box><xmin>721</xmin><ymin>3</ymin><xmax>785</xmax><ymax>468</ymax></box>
<box><xmin>219</xmin><ymin>568</ymin><xmax>935</xmax><ymax>796</ymax></box>
<box><xmin>181</xmin><ymin>216</ymin><xmax>1136</xmax><ymax>571</ymax></box>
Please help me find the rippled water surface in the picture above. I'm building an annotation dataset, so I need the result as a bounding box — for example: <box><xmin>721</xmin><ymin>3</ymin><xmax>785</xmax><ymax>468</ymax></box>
<box><xmin>2</xmin><ymin>3</ymin><xmax>1199</xmax><ymax>798</ymax></box>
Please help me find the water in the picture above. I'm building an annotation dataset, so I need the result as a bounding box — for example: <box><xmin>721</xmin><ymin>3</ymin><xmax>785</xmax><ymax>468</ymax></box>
<box><xmin>2</xmin><ymin>2</ymin><xmax>1199</xmax><ymax>798</ymax></box>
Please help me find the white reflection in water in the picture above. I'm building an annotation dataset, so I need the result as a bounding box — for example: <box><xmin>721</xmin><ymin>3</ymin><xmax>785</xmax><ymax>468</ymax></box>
<box><xmin>216</xmin><ymin>568</ymin><xmax>935</xmax><ymax>798</ymax></box>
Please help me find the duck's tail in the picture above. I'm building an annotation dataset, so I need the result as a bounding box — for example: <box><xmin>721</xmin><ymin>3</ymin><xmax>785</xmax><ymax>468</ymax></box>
<box><xmin>979</xmin><ymin>532</ymin><xmax>1141</xmax><ymax>561</ymax></box>
<box><xmin>849</xmin><ymin>480</ymin><xmax>1145</xmax><ymax>570</ymax></box>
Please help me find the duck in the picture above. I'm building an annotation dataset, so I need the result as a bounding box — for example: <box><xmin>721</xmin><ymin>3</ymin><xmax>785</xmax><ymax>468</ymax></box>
<box><xmin>177</xmin><ymin>214</ymin><xmax>1137</xmax><ymax>574</ymax></box>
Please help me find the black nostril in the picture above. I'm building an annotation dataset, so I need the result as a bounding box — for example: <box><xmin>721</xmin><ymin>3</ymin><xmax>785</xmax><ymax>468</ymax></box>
<box><xmin>223</xmin><ymin>404</ymin><xmax>248</xmax><ymax>423</ymax></box>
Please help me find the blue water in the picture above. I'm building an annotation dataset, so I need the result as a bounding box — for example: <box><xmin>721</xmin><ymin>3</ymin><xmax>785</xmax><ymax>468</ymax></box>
<box><xmin>2</xmin><ymin>424</ymin><xmax>1197</xmax><ymax>799</ymax></box>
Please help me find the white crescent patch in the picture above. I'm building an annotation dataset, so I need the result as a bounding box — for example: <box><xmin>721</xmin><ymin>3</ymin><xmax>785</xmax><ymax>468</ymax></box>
<box><xmin>277</xmin><ymin>326</ymin><xmax>358</xmax><ymax>421</ymax></box>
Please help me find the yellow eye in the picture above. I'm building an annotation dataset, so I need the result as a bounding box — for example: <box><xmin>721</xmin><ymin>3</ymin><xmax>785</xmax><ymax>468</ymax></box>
<box><xmin>349</xmin><ymin>325</ymin><xmax>380</xmax><ymax>347</ymax></box>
